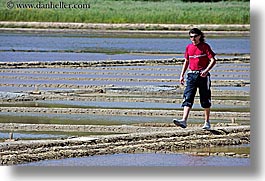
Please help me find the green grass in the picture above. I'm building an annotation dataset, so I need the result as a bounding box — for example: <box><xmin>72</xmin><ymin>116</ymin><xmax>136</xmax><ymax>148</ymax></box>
<box><xmin>0</xmin><ymin>0</ymin><xmax>250</xmax><ymax>24</ymax></box>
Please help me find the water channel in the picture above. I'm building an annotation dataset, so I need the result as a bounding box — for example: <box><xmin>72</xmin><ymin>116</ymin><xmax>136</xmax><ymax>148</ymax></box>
<box><xmin>0</xmin><ymin>33</ymin><xmax>249</xmax><ymax>62</ymax></box>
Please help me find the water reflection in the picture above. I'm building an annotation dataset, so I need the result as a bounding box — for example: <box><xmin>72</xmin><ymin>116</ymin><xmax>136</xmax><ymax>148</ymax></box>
<box><xmin>18</xmin><ymin>153</ymin><xmax>250</xmax><ymax>166</ymax></box>
<box><xmin>0</xmin><ymin>131</ymin><xmax>66</xmax><ymax>140</ymax></box>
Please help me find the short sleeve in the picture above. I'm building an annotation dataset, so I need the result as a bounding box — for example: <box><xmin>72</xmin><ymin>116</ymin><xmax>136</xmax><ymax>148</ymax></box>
<box><xmin>184</xmin><ymin>45</ymin><xmax>190</xmax><ymax>59</ymax></box>
<box><xmin>204</xmin><ymin>43</ymin><xmax>216</xmax><ymax>59</ymax></box>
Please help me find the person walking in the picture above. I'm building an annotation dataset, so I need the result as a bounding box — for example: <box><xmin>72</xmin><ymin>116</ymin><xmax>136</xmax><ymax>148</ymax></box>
<box><xmin>173</xmin><ymin>28</ymin><xmax>216</xmax><ymax>130</ymax></box>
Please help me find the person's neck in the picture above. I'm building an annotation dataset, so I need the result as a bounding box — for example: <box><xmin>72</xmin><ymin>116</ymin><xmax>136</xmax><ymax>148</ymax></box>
<box><xmin>193</xmin><ymin>41</ymin><xmax>201</xmax><ymax>45</ymax></box>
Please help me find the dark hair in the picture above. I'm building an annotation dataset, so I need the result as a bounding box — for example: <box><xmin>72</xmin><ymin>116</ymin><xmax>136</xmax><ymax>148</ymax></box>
<box><xmin>189</xmin><ymin>28</ymin><xmax>205</xmax><ymax>42</ymax></box>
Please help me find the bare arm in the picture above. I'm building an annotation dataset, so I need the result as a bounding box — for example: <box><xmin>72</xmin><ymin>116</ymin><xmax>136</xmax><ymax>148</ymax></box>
<box><xmin>179</xmin><ymin>58</ymin><xmax>189</xmax><ymax>85</ymax></box>
<box><xmin>200</xmin><ymin>57</ymin><xmax>216</xmax><ymax>77</ymax></box>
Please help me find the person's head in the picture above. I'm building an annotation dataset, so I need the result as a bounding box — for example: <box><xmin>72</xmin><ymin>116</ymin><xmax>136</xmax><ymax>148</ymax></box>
<box><xmin>189</xmin><ymin>28</ymin><xmax>205</xmax><ymax>45</ymax></box>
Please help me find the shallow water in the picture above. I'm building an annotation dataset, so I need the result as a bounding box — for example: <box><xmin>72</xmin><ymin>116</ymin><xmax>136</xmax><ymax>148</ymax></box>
<box><xmin>0</xmin><ymin>33</ymin><xmax>250</xmax><ymax>62</ymax></box>
<box><xmin>214</xmin><ymin>86</ymin><xmax>250</xmax><ymax>92</ymax></box>
<box><xmin>37</xmin><ymin>100</ymin><xmax>248</xmax><ymax>110</ymax></box>
<box><xmin>0</xmin><ymin>112</ymin><xmax>231</xmax><ymax>125</ymax></box>
<box><xmin>0</xmin><ymin>62</ymin><xmax>250</xmax><ymax>93</ymax></box>
<box><xmin>0</xmin><ymin>51</ymin><xmax>177</xmax><ymax>62</ymax></box>
<box><xmin>0</xmin><ymin>130</ymin><xmax>120</xmax><ymax>141</ymax></box>
<box><xmin>0</xmin><ymin>131</ymin><xmax>67</xmax><ymax>140</ymax></box>
<box><xmin>18</xmin><ymin>153</ymin><xmax>250</xmax><ymax>166</ymax></box>
<box><xmin>0</xmin><ymin>33</ymin><xmax>250</xmax><ymax>167</ymax></box>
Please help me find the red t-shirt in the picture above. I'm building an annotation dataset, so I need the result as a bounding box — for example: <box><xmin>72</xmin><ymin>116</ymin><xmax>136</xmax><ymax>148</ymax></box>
<box><xmin>184</xmin><ymin>42</ymin><xmax>215</xmax><ymax>71</ymax></box>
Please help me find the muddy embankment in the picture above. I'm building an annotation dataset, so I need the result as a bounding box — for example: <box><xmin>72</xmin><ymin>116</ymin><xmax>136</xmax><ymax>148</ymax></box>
<box><xmin>0</xmin><ymin>57</ymin><xmax>250</xmax><ymax>68</ymax></box>
<box><xmin>0</xmin><ymin>57</ymin><xmax>250</xmax><ymax>121</ymax></box>
<box><xmin>0</xmin><ymin>21</ymin><xmax>250</xmax><ymax>37</ymax></box>
<box><xmin>0</xmin><ymin>125</ymin><xmax>250</xmax><ymax>165</ymax></box>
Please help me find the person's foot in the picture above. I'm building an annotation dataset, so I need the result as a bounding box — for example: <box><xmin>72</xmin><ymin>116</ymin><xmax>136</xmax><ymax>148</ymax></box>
<box><xmin>173</xmin><ymin>119</ymin><xmax>187</xmax><ymax>128</ymax></box>
<box><xmin>202</xmin><ymin>121</ymin><xmax>211</xmax><ymax>130</ymax></box>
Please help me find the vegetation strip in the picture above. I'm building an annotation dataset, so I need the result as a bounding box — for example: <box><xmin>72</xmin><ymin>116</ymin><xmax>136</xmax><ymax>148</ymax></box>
<box><xmin>0</xmin><ymin>28</ymin><xmax>250</xmax><ymax>38</ymax></box>
<box><xmin>0</xmin><ymin>22</ymin><xmax>250</xmax><ymax>31</ymax></box>
<box><xmin>0</xmin><ymin>0</ymin><xmax>249</xmax><ymax>24</ymax></box>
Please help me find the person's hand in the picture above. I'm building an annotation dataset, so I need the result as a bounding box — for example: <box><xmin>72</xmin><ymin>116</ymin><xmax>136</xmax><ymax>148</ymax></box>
<box><xmin>179</xmin><ymin>76</ymin><xmax>185</xmax><ymax>85</ymax></box>
<box><xmin>200</xmin><ymin>70</ymin><xmax>208</xmax><ymax>77</ymax></box>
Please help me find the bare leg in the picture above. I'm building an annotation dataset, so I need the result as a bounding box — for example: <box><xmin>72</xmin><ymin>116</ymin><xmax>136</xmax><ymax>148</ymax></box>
<box><xmin>173</xmin><ymin>106</ymin><xmax>191</xmax><ymax>128</ymax></box>
<box><xmin>204</xmin><ymin>108</ymin><xmax>210</xmax><ymax>122</ymax></box>
<box><xmin>182</xmin><ymin>106</ymin><xmax>191</xmax><ymax>121</ymax></box>
<box><xmin>202</xmin><ymin>108</ymin><xmax>211</xmax><ymax>129</ymax></box>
